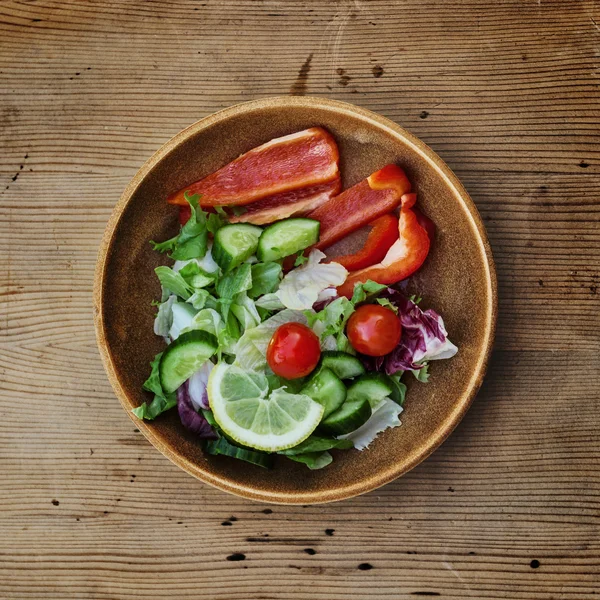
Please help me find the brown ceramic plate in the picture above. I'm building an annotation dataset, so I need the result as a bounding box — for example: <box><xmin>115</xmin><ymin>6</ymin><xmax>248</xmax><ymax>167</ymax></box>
<box><xmin>94</xmin><ymin>96</ymin><xmax>496</xmax><ymax>504</ymax></box>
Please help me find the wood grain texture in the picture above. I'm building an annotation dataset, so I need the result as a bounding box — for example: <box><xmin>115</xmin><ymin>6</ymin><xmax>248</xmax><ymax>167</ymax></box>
<box><xmin>0</xmin><ymin>0</ymin><xmax>598</xmax><ymax>598</ymax></box>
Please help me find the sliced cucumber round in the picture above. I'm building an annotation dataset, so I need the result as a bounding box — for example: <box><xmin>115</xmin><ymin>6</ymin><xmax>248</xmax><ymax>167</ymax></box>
<box><xmin>346</xmin><ymin>373</ymin><xmax>394</xmax><ymax>409</ymax></box>
<box><xmin>321</xmin><ymin>351</ymin><xmax>366</xmax><ymax>380</ymax></box>
<box><xmin>301</xmin><ymin>367</ymin><xmax>347</xmax><ymax>419</ymax></box>
<box><xmin>212</xmin><ymin>223</ymin><xmax>263</xmax><ymax>272</ymax></box>
<box><xmin>320</xmin><ymin>396</ymin><xmax>372</xmax><ymax>435</ymax></box>
<box><xmin>257</xmin><ymin>218</ymin><xmax>320</xmax><ymax>262</ymax></box>
<box><xmin>159</xmin><ymin>330</ymin><xmax>218</xmax><ymax>393</ymax></box>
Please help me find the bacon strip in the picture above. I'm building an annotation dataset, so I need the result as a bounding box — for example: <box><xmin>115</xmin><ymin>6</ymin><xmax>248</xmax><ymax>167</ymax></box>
<box><xmin>167</xmin><ymin>128</ymin><xmax>340</xmax><ymax>207</ymax></box>
<box><xmin>308</xmin><ymin>164</ymin><xmax>412</xmax><ymax>250</ymax></box>
<box><xmin>228</xmin><ymin>178</ymin><xmax>341</xmax><ymax>225</ymax></box>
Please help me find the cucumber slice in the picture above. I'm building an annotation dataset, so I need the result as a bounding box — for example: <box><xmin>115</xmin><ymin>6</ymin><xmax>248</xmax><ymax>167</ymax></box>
<box><xmin>346</xmin><ymin>373</ymin><xmax>394</xmax><ymax>409</ymax></box>
<box><xmin>212</xmin><ymin>224</ymin><xmax>263</xmax><ymax>272</ymax></box>
<box><xmin>159</xmin><ymin>330</ymin><xmax>218</xmax><ymax>393</ymax></box>
<box><xmin>301</xmin><ymin>367</ymin><xmax>347</xmax><ymax>418</ymax></box>
<box><xmin>257</xmin><ymin>218</ymin><xmax>320</xmax><ymax>262</ymax></box>
<box><xmin>204</xmin><ymin>436</ymin><xmax>274</xmax><ymax>469</ymax></box>
<box><xmin>320</xmin><ymin>396</ymin><xmax>372</xmax><ymax>435</ymax></box>
<box><xmin>321</xmin><ymin>351</ymin><xmax>366</xmax><ymax>380</ymax></box>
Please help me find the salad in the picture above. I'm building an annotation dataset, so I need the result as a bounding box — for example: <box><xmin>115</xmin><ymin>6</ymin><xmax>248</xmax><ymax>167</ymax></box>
<box><xmin>134</xmin><ymin>128</ymin><xmax>457</xmax><ymax>470</ymax></box>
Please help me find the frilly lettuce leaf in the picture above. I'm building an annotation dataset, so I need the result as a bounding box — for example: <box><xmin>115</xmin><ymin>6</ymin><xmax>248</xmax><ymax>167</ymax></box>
<box><xmin>338</xmin><ymin>398</ymin><xmax>403</xmax><ymax>450</ymax></box>
<box><xmin>276</xmin><ymin>250</ymin><xmax>347</xmax><ymax>310</ymax></box>
<box><xmin>133</xmin><ymin>352</ymin><xmax>177</xmax><ymax>420</ymax></box>
<box><xmin>151</xmin><ymin>193</ymin><xmax>208</xmax><ymax>260</ymax></box>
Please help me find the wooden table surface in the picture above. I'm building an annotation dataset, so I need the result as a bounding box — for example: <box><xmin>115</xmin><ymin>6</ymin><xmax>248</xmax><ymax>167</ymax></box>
<box><xmin>1</xmin><ymin>1</ymin><xmax>599</xmax><ymax>598</ymax></box>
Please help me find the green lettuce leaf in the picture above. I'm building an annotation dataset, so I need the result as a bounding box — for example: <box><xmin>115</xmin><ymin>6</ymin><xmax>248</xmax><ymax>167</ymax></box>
<box><xmin>153</xmin><ymin>295</ymin><xmax>175</xmax><ymax>337</ymax></box>
<box><xmin>389</xmin><ymin>372</ymin><xmax>407</xmax><ymax>405</ymax></box>
<box><xmin>134</xmin><ymin>353</ymin><xmax>177</xmax><ymax>420</ymax></box>
<box><xmin>376</xmin><ymin>297</ymin><xmax>399</xmax><ymax>313</ymax></box>
<box><xmin>249</xmin><ymin>262</ymin><xmax>282</xmax><ymax>298</ymax></box>
<box><xmin>350</xmin><ymin>279</ymin><xmax>387</xmax><ymax>304</ymax></box>
<box><xmin>255</xmin><ymin>292</ymin><xmax>285</xmax><ymax>311</ymax></box>
<box><xmin>151</xmin><ymin>193</ymin><xmax>209</xmax><ymax>260</ymax></box>
<box><xmin>284</xmin><ymin>451</ymin><xmax>333</xmax><ymax>469</ymax></box>
<box><xmin>155</xmin><ymin>266</ymin><xmax>193</xmax><ymax>300</ymax></box>
<box><xmin>279</xmin><ymin>435</ymin><xmax>353</xmax><ymax>455</ymax></box>
<box><xmin>178</xmin><ymin>260</ymin><xmax>217</xmax><ymax>289</ymax></box>
<box><xmin>411</xmin><ymin>363</ymin><xmax>430</xmax><ymax>382</ymax></box>
<box><xmin>132</xmin><ymin>393</ymin><xmax>177</xmax><ymax>420</ymax></box>
<box><xmin>216</xmin><ymin>263</ymin><xmax>252</xmax><ymax>299</ymax></box>
<box><xmin>231</xmin><ymin>292</ymin><xmax>261</xmax><ymax>332</ymax></box>
<box><xmin>217</xmin><ymin>263</ymin><xmax>253</xmax><ymax>321</ymax></box>
<box><xmin>168</xmin><ymin>301</ymin><xmax>198</xmax><ymax>340</ymax></box>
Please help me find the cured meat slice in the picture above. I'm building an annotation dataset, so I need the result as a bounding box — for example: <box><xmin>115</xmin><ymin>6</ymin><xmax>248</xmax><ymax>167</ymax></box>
<box><xmin>228</xmin><ymin>178</ymin><xmax>341</xmax><ymax>225</ymax></box>
<box><xmin>308</xmin><ymin>164</ymin><xmax>412</xmax><ymax>250</ymax></box>
<box><xmin>167</xmin><ymin>127</ymin><xmax>340</xmax><ymax>207</ymax></box>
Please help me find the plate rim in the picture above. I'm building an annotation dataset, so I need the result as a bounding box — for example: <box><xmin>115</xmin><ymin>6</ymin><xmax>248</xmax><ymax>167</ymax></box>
<box><xmin>93</xmin><ymin>96</ymin><xmax>498</xmax><ymax>504</ymax></box>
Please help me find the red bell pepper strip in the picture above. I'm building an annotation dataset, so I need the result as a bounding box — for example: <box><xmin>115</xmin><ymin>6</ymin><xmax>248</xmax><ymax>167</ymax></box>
<box><xmin>337</xmin><ymin>193</ymin><xmax>431</xmax><ymax>298</ymax></box>
<box><xmin>308</xmin><ymin>164</ymin><xmax>412</xmax><ymax>250</ymax></box>
<box><xmin>178</xmin><ymin>205</ymin><xmax>192</xmax><ymax>226</ymax></box>
<box><xmin>331</xmin><ymin>213</ymin><xmax>399</xmax><ymax>271</ymax></box>
<box><xmin>229</xmin><ymin>177</ymin><xmax>341</xmax><ymax>225</ymax></box>
<box><xmin>413</xmin><ymin>205</ymin><xmax>436</xmax><ymax>242</ymax></box>
<box><xmin>167</xmin><ymin>128</ymin><xmax>340</xmax><ymax>207</ymax></box>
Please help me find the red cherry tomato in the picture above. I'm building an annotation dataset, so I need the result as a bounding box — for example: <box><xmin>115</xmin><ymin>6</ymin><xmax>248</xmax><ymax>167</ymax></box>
<box><xmin>347</xmin><ymin>304</ymin><xmax>402</xmax><ymax>357</ymax></box>
<box><xmin>266</xmin><ymin>322</ymin><xmax>321</xmax><ymax>379</ymax></box>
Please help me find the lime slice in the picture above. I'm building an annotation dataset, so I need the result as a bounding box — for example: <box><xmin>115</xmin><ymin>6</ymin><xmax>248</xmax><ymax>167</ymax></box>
<box><xmin>208</xmin><ymin>363</ymin><xmax>324</xmax><ymax>452</ymax></box>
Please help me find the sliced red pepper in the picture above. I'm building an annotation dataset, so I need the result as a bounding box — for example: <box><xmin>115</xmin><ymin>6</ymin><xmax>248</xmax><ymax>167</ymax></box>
<box><xmin>337</xmin><ymin>193</ymin><xmax>431</xmax><ymax>298</ymax></box>
<box><xmin>229</xmin><ymin>178</ymin><xmax>341</xmax><ymax>225</ymax></box>
<box><xmin>413</xmin><ymin>204</ymin><xmax>436</xmax><ymax>242</ymax></box>
<box><xmin>178</xmin><ymin>205</ymin><xmax>192</xmax><ymax>226</ymax></box>
<box><xmin>308</xmin><ymin>164</ymin><xmax>412</xmax><ymax>250</ymax></box>
<box><xmin>331</xmin><ymin>214</ymin><xmax>399</xmax><ymax>271</ymax></box>
<box><xmin>167</xmin><ymin>127</ymin><xmax>340</xmax><ymax>207</ymax></box>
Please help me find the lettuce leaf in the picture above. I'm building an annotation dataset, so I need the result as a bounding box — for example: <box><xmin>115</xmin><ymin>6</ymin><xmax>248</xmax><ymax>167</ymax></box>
<box><xmin>249</xmin><ymin>262</ymin><xmax>282</xmax><ymax>298</ymax></box>
<box><xmin>276</xmin><ymin>250</ymin><xmax>347</xmax><ymax>310</ymax></box>
<box><xmin>350</xmin><ymin>279</ymin><xmax>387</xmax><ymax>304</ymax></box>
<box><xmin>279</xmin><ymin>435</ymin><xmax>353</xmax><ymax>455</ymax></box>
<box><xmin>134</xmin><ymin>353</ymin><xmax>177</xmax><ymax>420</ymax></box>
<box><xmin>168</xmin><ymin>302</ymin><xmax>198</xmax><ymax>340</ymax></box>
<box><xmin>151</xmin><ymin>193</ymin><xmax>208</xmax><ymax>260</ymax></box>
<box><xmin>255</xmin><ymin>292</ymin><xmax>285</xmax><ymax>311</ymax></box>
<box><xmin>178</xmin><ymin>261</ymin><xmax>216</xmax><ymax>289</ymax></box>
<box><xmin>338</xmin><ymin>398</ymin><xmax>403</xmax><ymax>450</ymax></box>
<box><xmin>155</xmin><ymin>266</ymin><xmax>193</xmax><ymax>300</ymax></box>
<box><xmin>174</xmin><ymin>245</ymin><xmax>220</xmax><ymax>275</ymax></box>
<box><xmin>284</xmin><ymin>451</ymin><xmax>333</xmax><ymax>469</ymax></box>
<box><xmin>188</xmin><ymin>308</ymin><xmax>223</xmax><ymax>338</ymax></box>
<box><xmin>153</xmin><ymin>294</ymin><xmax>176</xmax><ymax>338</ymax></box>
<box><xmin>231</xmin><ymin>292</ymin><xmax>261</xmax><ymax>331</ymax></box>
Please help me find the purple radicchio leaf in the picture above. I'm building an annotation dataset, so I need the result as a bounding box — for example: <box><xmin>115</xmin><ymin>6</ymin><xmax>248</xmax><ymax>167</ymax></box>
<box><xmin>177</xmin><ymin>363</ymin><xmax>217</xmax><ymax>439</ymax></box>
<box><xmin>187</xmin><ymin>361</ymin><xmax>213</xmax><ymax>410</ymax></box>
<box><xmin>313</xmin><ymin>287</ymin><xmax>338</xmax><ymax>311</ymax></box>
<box><xmin>379</xmin><ymin>289</ymin><xmax>458</xmax><ymax>374</ymax></box>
